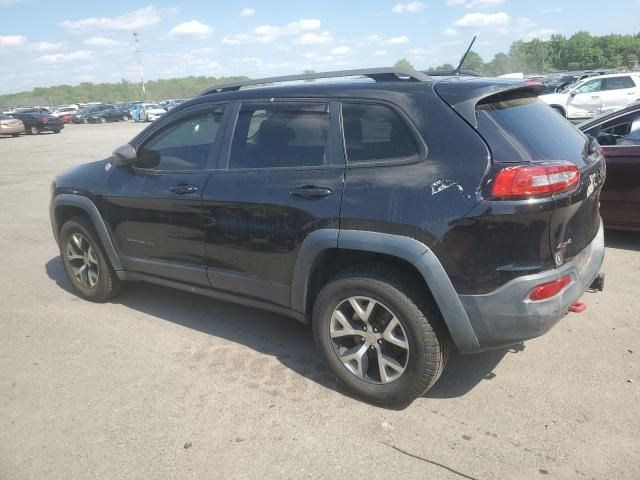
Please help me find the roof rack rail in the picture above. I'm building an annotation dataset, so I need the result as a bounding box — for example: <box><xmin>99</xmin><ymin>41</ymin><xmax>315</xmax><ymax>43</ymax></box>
<box><xmin>200</xmin><ymin>67</ymin><xmax>431</xmax><ymax>95</ymax></box>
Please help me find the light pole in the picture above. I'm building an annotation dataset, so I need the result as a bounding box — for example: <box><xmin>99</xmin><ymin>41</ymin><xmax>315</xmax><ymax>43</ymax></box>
<box><xmin>133</xmin><ymin>31</ymin><xmax>146</xmax><ymax>98</ymax></box>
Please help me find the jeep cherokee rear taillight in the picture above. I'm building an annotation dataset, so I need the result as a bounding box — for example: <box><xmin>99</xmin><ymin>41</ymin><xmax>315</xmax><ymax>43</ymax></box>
<box><xmin>491</xmin><ymin>161</ymin><xmax>580</xmax><ymax>199</ymax></box>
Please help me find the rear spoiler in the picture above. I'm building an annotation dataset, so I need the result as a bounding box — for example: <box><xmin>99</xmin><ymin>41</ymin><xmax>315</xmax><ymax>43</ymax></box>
<box><xmin>434</xmin><ymin>79</ymin><xmax>546</xmax><ymax>128</ymax></box>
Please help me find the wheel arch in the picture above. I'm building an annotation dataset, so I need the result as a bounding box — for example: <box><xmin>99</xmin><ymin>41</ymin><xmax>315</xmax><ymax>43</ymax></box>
<box><xmin>292</xmin><ymin>229</ymin><xmax>481</xmax><ymax>353</ymax></box>
<box><xmin>50</xmin><ymin>194</ymin><xmax>124</xmax><ymax>273</ymax></box>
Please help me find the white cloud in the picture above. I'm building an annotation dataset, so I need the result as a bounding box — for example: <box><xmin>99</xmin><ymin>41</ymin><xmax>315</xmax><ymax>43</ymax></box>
<box><xmin>59</xmin><ymin>6</ymin><xmax>162</xmax><ymax>31</ymax></box>
<box><xmin>408</xmin><ymin>48</ymin><xmax>428</xmax><ymax>56</ymax></box>
<box><xmin>442</xmin><ymin>28</ymin><xmax>458</xmax><ymax>36</ymax></box>
<box><xmin>295</xmin><ymin>31</ymin><xmax>333</xmax><ymax>45</ymax></box>
<box><xmin>392</xmin><ymin>1</ymin><xmax>424</xmax><ymax>13</ymax></box>
<box><xmin>453</xmin><ymin>12</ymin><xmax>509</xmax><ymax>27</ymax></box>
<box><xmin>373</xmin><ymin>50</ymin><xmax>387</xmax><ymax>56</ymax></box>
<box><xmin>465</xmin><ymin>0</ymin><xmax>505</xmax><ymax>8</ymax></box>
<box><xmin>331</xmin><ymin>46</ymin><xmax>352</xmax><ymax>55</ymax></box>
<box><xmin>446</xmin><ymin>0</ymin><xmax>466</xmax><ymax>5</ymax></box>
<box><xmin>240</xmin><ymin>8</ymin><xmax>255</xmax><ymax>16</ymax></box>
<box><xmin>0</xmin><ymin>0</ymin><xmax>21</xmax><ymax>5</ymax></box>
<box><xmin>169</xmin><ymin>20</ymin><xmax>214</xmax><ymax>38</ymax></box>
<box><xmin>542</xmin><ymin>7</ymin><xmax>563</xmax><ymax>13</ymax></box>
<box><xmin>223</xmin><ymin>18</ymin><xmax>321</xmax><ymax>44</ymax></box>
<box><xmin>0</xmin><ymin>35</ymin><xmax>27</xmax><ymax>46</ymax></box>
<box><xmin>365</xmin><ymin>34</ymin><xmax>382</xmax><ymax>42</ymax></box>
<box><xmin>512</xmin><ymin>17</ymin><xmax>536</xmax><ymax>32</ymax></box>
<box><xmin>84</xmin><ymin>37</ymin><xmax>123</xmax><ymax>47</ymax></box>
<box><xmin>385</xmin><ymin>36</ymin><xmax>410</xmax><ymax>45</ymax></box>
<box><xmin>521</xmin><ymin>28</ymin><xmax>556</xmax><ymax>40</ymax></box>
<box><xmin>35</xmin><ymin>50</ymin><xmax>93</xmax><ymax>64</ymax></box>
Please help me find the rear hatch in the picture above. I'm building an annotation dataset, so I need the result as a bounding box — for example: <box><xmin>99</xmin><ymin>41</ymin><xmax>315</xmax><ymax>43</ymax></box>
<box><xmin>437</xmin><ymin>79</ymin><xmax>605</xmax><ymax>264</ymax></box>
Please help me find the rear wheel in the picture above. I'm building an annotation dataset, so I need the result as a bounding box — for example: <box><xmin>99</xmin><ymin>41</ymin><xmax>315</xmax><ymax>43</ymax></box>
<box><xmin>122</xmin><ymin>115</ymin><xmax>128</xmax><ymax>121</ymax></box>
<box><xmin>29</xmin><ymin>125</ymin><xmax>40</xmax><ymax>135</ymax></box>
<box><xmin>83</xmin><ymin>118</ymin><xmax>88</xmax><ymax>124</ymax></box>
<box><xmin>59</xmin><ymin>216</ymin><xmax>121</xmax><ymax>302</ymax></box>
<box><xmin>100</xmin><ymin>117</ymin><xmax>107</xmax><ymax>124</ymax></box>
<box><xmin>312</xmin><ymin>266</ymin><xmax>449</xmax><ymax>405</ymax></box>
<box><xmin>53</xmin><ymin>129</ymin><xmax>61</xmax><ymax>134</ymax></box>
<box><xmin>11</xmin><ymin>133</ymin><xmax>20</xmax><ymax>137</ymax></box>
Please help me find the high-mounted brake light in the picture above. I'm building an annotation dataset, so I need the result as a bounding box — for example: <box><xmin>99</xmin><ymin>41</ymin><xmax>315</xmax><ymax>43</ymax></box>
<box><xmin>492</xmin><ymin>161</ymin><xmax>580</xmax><ymax>199</ymax></box>
<box><xmin>529</xmin><ymin>275</ymin><xmax>572</xmax><ymax>301</ymax></box>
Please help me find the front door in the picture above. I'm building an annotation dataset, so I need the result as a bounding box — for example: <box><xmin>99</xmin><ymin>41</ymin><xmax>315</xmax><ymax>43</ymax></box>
<box><xmin>103</xmin><ymin>105</ymin><xmax>227</xmax><ymax>285</ymax></box>
<box><xmin>201</xmin><ymin>100</ymin><xmax>344</xmax><ymax>308</ymax></box>
<box><xmin>570</xmin><ymin>78</ymin><xmax>604</xmax><ymax>116</ymax></box>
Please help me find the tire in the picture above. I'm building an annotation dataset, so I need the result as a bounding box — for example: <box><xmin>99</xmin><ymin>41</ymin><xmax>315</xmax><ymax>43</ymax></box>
<box><xmin>312</xmin><ymin>265</ymin><xmax>449</xmax><ymax>406</ymax></box>
<box><xmin>83</xmin><ymin>118</ymin><xmax>88</xmax><ymax>124</ymax></box>
<box><xmin>100</xmin><ymin>117</ymin><xmax>107</xmax><ymax>124</ymax></box>
<box><xmin>29</xmin><ymin>125</ymin><xmax>40</xmax><ymax>135</ymax></box>
<box><xmin>59</xmin><ymin>216</ymin><xmax>121</xmax><ymax>303</ymax></box>
<box><xmin>122</xmin><ymin>116</ymin><xmax>128</xmax><ymax>121</ymax></box>
<box><xmin>11</xmin><ymin>133</ymin><xmax>20</xmax><ymax>137</ymax></box>
<box><xmin>53</xmin><ymin>129</ymin><xmax>61</xmax><ymax>134</ymax></box>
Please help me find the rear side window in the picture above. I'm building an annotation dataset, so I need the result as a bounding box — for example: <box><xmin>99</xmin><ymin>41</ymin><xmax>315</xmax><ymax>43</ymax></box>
<box><xmin>342</xmin><ymin>103</ymin><xmax>418</xmax><ymax>162</ymax></box>
<box><xmin>477</xmin><ymin>92</ymin><xmax>587</xmax><ymax>163</ymax></box>
<box><xmin>229</xmin><ymin>103</ymin><xmax>330</xmax><ymax>169</ymax></box>
<box><xmin>137</xmin><ymin>109</ymin><xmax>224</xmax><ymax>170</ymax></box>
<box><xmin>603</xmin><ymin>76</ymin><xmax>635</xmax><ymax>90</ymax></box>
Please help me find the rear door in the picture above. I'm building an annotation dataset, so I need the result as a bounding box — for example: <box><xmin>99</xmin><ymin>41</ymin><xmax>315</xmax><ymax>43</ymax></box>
<box><xmin>103</xmin><ymin>104</ymin><xmax>227</xmax><ymax>285</ymax></box>
<box><xmin>601</xmin><ymin>76</ymin><xmax>640</xmax><ymax>113</ymax></box>
<box><xmin>201</xmin><ymin>100</ymin><xmax>344</xmax><ymax>308</ymax></box>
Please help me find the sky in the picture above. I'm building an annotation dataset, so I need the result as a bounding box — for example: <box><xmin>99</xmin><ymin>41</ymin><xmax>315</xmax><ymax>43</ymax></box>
<box><xmin>0</xmin><ymin>0</ymin><xmax>638</xmax><ymax>94</ymax></box>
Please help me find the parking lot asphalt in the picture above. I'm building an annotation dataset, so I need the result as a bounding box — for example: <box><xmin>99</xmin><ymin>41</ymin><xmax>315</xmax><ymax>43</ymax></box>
<box><xmin>0</xmin><ymin>122</ymin><xmax>638</xmax><ymax>480</ymax></box>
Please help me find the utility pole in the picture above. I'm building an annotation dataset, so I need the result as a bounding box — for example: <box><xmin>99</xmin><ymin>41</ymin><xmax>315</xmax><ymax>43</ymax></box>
<box><xmin>132</xmin><ymin>31</ymin><xmax>146</xmax><ymax>97</ymax></box>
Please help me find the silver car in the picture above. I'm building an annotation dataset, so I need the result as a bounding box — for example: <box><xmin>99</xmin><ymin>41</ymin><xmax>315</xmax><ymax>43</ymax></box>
<box><xmin>0</xmin><ymin>114</ymin><xmax>25</xmax><ymax>137</ymax></box>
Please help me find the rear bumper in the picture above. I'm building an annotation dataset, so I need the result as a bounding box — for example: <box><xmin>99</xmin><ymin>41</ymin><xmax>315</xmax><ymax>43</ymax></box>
<box><xmin>458</xmin><ymin>220</ymin><xmax>604</xmax><ymax>350</ymax></box>
<box><xmin>0</xmin><ymin>125</ymin><xmax>24</xmax><ymax>134</ymax></box>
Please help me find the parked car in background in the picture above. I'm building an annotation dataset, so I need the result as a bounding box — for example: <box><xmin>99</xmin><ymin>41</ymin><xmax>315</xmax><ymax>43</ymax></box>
<box><xmin>0</xmin><ymin>113</ymin><xmax>25</xmax><ymax>137</ymax></box>
<box><xmin>71</xmin><ymin>105</ymin><xmax>112</xmax><ymax>124</ymax></box>
<box><xmin>10</xmin><ymin>112</ymin><xmax>63</xmax><ymax>135</ymax></box>
<box><xmin>53</xmin><ymin>106</ymin><xmax>79</xmax><ymax>119</ymax></box>
<box><xmin>579</xmin><ymin>102</ymin><xmax>640</xmax><ymax>231</ymax></box>
<box><xmin>86</xmin><ymin>107</ymin><xmax>132</xmax><ymax>123</ymax></box>
<box><xmin>541</xmin><ymin>73</ymin><xmax>640</xmax><ymax>119</ymax></box>
<box><xmin>131</xmin><ymin>103</ymin><xmax>166</xmax><ymax>122</ymax></box>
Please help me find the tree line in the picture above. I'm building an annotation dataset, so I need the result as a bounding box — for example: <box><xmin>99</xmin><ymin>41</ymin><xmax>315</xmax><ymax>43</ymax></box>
<box><xmin>403</xmin><ymin>31</ymin><xmax>640</xmax><ymax>76</ymax></box>
<box><xmin>2</xmin><ymin>31</ymin><xmax>639</xmax><ymax>107</ymax></box>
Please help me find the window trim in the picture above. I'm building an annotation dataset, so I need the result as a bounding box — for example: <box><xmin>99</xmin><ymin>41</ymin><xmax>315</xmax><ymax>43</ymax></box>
<box><xmin>130</xmin><ymin>102</ymin><xmax>229</xmax><ymax>174</ymax></box>
<box><xmin>219</xmin><ymin>98</ymin><xmax>342</xmax><ymax>172</ymax></box>
<box><xmin>339</xmin><ymin>98</ymin><xmax>428</xmax><ymax>168</ymax></box>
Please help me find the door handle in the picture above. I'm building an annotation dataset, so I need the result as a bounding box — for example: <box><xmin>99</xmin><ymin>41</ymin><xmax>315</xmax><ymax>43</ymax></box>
<box><xmin>290</xmin><ymin>185</ymin><xmax>332</xmax><ymax>199</ymax></box>
<box><xmin>591</xmin><ymin>95</ymin><xmax>600</xmax><ymax>99</ymax></box>
<box><xmin>170</xmin><ymin>184</ymin><xmax>199</xmax><ymax>194</ymax></box>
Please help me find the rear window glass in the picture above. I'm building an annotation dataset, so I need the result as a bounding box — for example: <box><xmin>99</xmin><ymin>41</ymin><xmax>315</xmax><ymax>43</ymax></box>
<box><xmin>342</xmin><ymin>103</ymin><xmax>418</xmax><ymax>162</ymax></box>
<box><xmin>476</xmin><ymin>92</ymin><xmax>587</xmax><ymax>163</ymax></box>
<box><xmin>604</xmin><ymin>76</ymin><xmax>635</xmax><ymax>90</ymax></box>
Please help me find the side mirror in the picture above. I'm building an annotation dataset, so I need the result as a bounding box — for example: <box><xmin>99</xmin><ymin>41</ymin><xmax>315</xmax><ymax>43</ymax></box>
<box><xmin>112</xmin><ymin>144</ymin><xmax>137</xmax><ymax>166</ymax></box>
<box><xmin>569</xmin><ymin>90</ymin><xmax>578</xmax><ymax>97</ymax></box>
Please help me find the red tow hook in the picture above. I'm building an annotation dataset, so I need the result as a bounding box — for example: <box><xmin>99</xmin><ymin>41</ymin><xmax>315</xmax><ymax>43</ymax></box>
<box><xmin>569</xmin><ymin>301</ymin><xmax>587</xmax><ymax>313</ymax></box>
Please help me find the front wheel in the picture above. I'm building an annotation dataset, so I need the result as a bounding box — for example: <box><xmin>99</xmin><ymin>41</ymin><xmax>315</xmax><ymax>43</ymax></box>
<box><xmin>312</xmin><ymin>266</ymin><xmax>449</xmax><ymax>406</ymax></box>
<box><xmin>29</xmin><ymin>125</ymin><xmax>40</xmax><ymax>135</ymax></box>
<box><xmin>53</xmin><ymin>129</ymin><xmax>61</xmax><ymax>134</ymax></box>
<box><xmin>59</xmin><ymin>216</ymin><xmax>121</xmax><ymax>302</ymax></box>
<box><xmin>11</xmin><ymin>133</ymin><xmax>20</xmax><ymax>137</ymax></box>
<box><xmin>100</xmin><ymin>117</ymin><xmax>107</xmax><ymax>124</ymax></box>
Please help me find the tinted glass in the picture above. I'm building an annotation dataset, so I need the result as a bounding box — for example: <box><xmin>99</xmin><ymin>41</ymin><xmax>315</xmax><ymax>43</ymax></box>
<box><xmin>229</xmin><ymin>104</ymin><xmax>330</xmax><ymax>169</ymax></box>
<box><xmin>587</xmin><ymin>111</ymin><xmax>640</xmax><ymax>146</ymax></box>
<box><xmin>477</xmin><ymin>92</ymin><xmax>587</xmax><ymax>163</ymax></box>
<box><xmin>137</xmin><ymin>109</ymin><xmax>224</xmax><ymax>171</ymax></box>
<box><xmin>604</xmin><ymin>76</ymin><xmax>635</xmax><ymax>90</ymax></box>
<box><xmin>342</xmin><ymin>103</ymin><xmax>418</xmax><ymax>162</ymax></box>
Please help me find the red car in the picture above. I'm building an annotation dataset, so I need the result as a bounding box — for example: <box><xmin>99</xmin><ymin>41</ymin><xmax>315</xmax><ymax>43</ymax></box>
<box><xmin>580</xmin><ymin>102</ymin><xmax>640</xmax><ymax>231</ymax></box>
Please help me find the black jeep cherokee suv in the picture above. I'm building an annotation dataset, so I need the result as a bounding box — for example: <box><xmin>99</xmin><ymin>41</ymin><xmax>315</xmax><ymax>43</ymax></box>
<box><xmin>50</xmin><ymin>68</ymin><xmax>605</xmax><ymax>405</ymax></box>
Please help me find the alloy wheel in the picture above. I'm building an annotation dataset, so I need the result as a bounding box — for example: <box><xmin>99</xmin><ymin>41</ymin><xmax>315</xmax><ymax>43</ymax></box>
<box><xmin>330</xmin><ymin>296</ymin><xmax>409</xmax><ymax>384</ymax></box>
<box><xmin>65</xmin><ymin>233</ymin><xmax>100</xmax><ymax>288</ymax></box>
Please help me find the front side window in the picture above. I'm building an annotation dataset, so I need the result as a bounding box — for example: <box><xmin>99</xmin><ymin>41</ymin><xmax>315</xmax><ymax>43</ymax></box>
<box><xmin>136</xmin><ymin>109</ymin><xmax>224</xmax><ymax>171</ymax></box>
<box><xmin>341</xmin><ymin>102</ymin><xmax>418</xmax><ymax>162</ymax></box>
<box><xmin>229</xmin><ymin>103</ymin><xmax>330</xmax><ymax>169</ymax></box>
<box><xmin>588</xmin><ymin>111</ymin><xmax>640</xmax><ymax>146</ymax></box>
<box><xmin>603</xmin><ymin>76</ymin><xmax>636</xmax><ymax>90</ymax></box>
<box><xmin>575</xmin><ymin>80</ymin><xmax>602</xmax><ymax>94</ymax></box>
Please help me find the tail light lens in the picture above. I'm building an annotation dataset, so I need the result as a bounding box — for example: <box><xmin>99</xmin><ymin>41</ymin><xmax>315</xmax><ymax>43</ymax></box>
<box><xmin>492</xmin><ymin>161</ymin><xmax>580</xmax><ymax>199</ymax></box>
<box><xmin>42</xmin><ymin>117</ymin><xmax>49</xmax><ymax>123</ymax></box>
<box><xmin>529</xmin><ymin>275</ymin><xmax>572</xmax><ymax>301</ymax></box>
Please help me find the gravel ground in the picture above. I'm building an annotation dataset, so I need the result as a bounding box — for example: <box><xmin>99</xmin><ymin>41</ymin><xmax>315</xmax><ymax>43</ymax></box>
<box><xmin>0</xmin><ymin>122</ymin><xmax>638</xmax><ymax>480</ymax></box>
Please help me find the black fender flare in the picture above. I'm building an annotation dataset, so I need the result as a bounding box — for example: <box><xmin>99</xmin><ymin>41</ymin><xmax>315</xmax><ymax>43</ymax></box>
<box><xmin>50</xmin><ymin>194</ymin><xmax>124</xmax><ymax>273</ymax></box>
<box><xmin>291</xmin><ymin>229</ymin><xmax>481</xmax><ymax>353</ymax></box>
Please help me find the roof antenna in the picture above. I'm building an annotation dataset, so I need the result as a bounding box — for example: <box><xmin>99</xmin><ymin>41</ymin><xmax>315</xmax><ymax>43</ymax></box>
<box><xmin>454</xmin><ymin>35</ymin><xmax>477</xmax><ymax>76</ymax></box>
